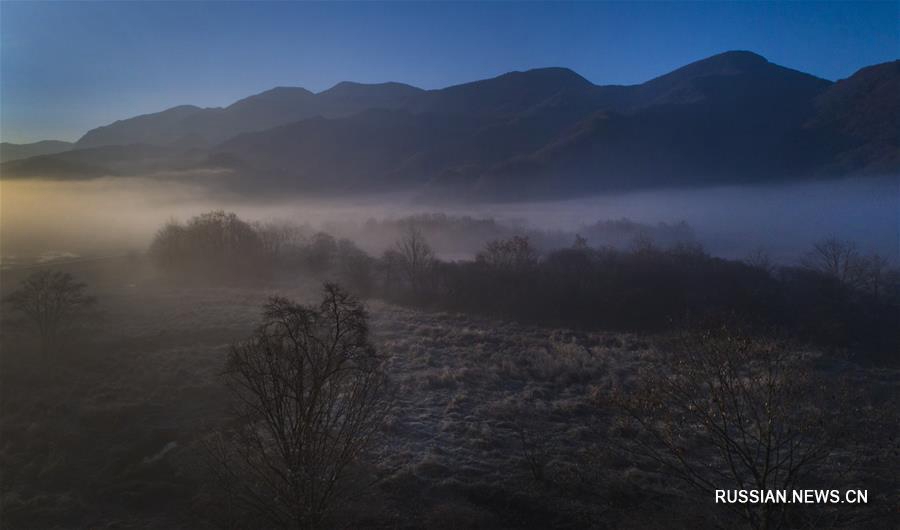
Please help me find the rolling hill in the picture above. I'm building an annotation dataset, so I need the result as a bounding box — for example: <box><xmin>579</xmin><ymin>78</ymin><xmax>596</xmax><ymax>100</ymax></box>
<box><xmin>0</xmin><ymin>140</ymin><xmax>73</xmax><ymax>163</ymax></box>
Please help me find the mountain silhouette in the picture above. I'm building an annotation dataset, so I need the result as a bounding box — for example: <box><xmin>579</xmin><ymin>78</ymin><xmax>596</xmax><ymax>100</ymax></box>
<box><xmin>4</xmin><ymin>51</ymin><xmax>897</xmax><ymax>199</ymax></box>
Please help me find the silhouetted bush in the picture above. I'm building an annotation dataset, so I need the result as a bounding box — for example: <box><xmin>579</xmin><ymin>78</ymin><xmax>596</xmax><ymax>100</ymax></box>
<box><xmin>606</xmin><ymin>326</ymin><xmax>877</xmax><ymax>529</ymax></box>
<box><xmin>378</xmin><ymin>234</ymin><xmax>899</xmax><ymax>361</ymax></box>
<box><xmin>206</xmin><ymin>284</ymin><xmax>391</xmax><ymax>528</ymax></box>
<box><xmin>393</xmin><ymin>224</ymin><xmax>436</xmax><ymax>300</ymax></box>
<box><xmin>304</xmin><ymin>231</ymin><xmax>338</xmax><ymax>273</ymax></box>
<box><xmin>476</xmin><ymin>235</ymin><xmax>538</xmax><ymax>272</ymax></box>
<box><xmin>149</xmin><ymin>210</ymin><xmax>266</xmax><ymax>281</ymax></box>
<box><xmin>334</xmin><ymin>238</ymin><xmax>376</xmax><ymax>296</ymax></box>
<box><xmin>3</xmin><ymin>270</ymin><xmax>97</xmax><ymax>355</ymax></box>
<box><xmin>254</xmin><ymin>220</ymin><xmax>310</xmax><ymax>268</ymax></box>
<box><xmin>356</xmin><ymin>213</ymin><xmax>697</xmax><ymax>257</ymax></box>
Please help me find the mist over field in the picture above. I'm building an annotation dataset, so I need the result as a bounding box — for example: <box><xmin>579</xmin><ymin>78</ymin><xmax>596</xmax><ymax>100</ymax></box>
<box><xmin>3</xmin><ymin>2</ymin><xmax>899</xmax><ymax>529</ymax></box>
<box><xmin>3</xmin><ymin>174</ymin><xmax>896</xmax><ymax>266</ymax></box>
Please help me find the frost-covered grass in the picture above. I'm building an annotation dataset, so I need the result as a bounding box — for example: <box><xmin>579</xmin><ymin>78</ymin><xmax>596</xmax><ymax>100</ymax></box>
<box><xmin>1</xmin><ymin>275</ymin><xmax>897</xmax><ymax>529</ymax></box>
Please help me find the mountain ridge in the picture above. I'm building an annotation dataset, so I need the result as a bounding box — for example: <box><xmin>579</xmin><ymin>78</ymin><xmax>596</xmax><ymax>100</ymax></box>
<box><xmin>4</xmin><ymin>51</ymin><xmax>897</xmax><ymax>200</ymax></box>
<box><xmin>0</xmin><ymin>140</ymin><xmax>74</xmax><ymax>163</ymax></box>
<box><xmin>75</xmin><ymin>51</ymin><xmax>832</xmax><ymax>149</ymax></box>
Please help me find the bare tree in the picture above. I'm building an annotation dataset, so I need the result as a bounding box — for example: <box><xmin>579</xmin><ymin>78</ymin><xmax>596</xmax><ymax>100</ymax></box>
<box><xmin>149</xmin><ymin>210</ymin><xmax>265</xmax><ymax>279</ymax></box>
<box><xmin>394</xmin><ymin>224</ymin><xmax>434</xmax><ymax>296</ymax></box>
<box><xmin>378</xmin><ymin>248</ymin><xmax>404</xmax><ymax>295</ymax></box>
<box><xmin>801</xmin><ymin>236</ymin><xmax>864</xmax><ymax>287</ymax></box>
<box><xmin>148</xmin><ymin>218</ymin><xmax>187</xmax><ymax>271</ymax></box>
<box><xmin>305</xmin><ymin>232</ymin><xmax>338</xmax><ymax>273</ymax></box>
<box><xmin>334</xmin><ymin>239</ymin><xmax>375</xmax><ymax>296</ymax></box>
<box><xmin>630</xmin><ymin>231</ymin><xmax>657</xmax><ymax>255</ymax></box>
<box><xmin>476</xmin><ymin>235</ymin><xmax>538</xmax><ymax>272</ymax></box>
<box><xmin>254</xmin><ymin>220</ymin><xmax>308</xmax><ymax>265</ymax></box>
<box><xmin>607</xmin><ymin>327</ymin><xmax>866</xmax><ymax>530</ymax></box>
<box><xmin>856</xmin><ymin>252</ymin><xmax>895</xmax><ymax>301</ymax></box>
<box><xmin>208</xmin><ymin>284</ymin><xmax>391</xmax><ymax>529</ymax></box>
<box><xmin>801</xmin><ymin>237</ymin><xmax>900</xmax><ymax>301</ymax></box>
<box><xmin>744</xmin><ymin>247</ymin><xmax>775</xmax><ymax>275</ymax></box>
<box><xmin>3</xmin><ymin>270</ymin><xmax>96</xmax><ymax>355</ymax></box>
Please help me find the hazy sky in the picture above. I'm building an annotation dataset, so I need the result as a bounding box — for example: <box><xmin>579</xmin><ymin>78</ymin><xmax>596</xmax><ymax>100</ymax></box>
<box><xmin>1</xmin><ymin>1</ymin><xmax>897</xmax><ymax>143</ymax></box>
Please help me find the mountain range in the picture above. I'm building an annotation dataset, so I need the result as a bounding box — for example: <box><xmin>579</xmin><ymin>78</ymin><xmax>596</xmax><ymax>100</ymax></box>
<box><xmin>2</xmin><ymin>51</ymin><xmax>897</xmax><ymax>200</ymax></box>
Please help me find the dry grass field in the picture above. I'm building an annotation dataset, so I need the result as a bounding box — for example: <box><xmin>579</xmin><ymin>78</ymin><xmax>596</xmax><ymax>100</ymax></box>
<box><xmin>1</xmin><ymin>261</ymin><xmax>897</xmax><ymax>529</ymax></box>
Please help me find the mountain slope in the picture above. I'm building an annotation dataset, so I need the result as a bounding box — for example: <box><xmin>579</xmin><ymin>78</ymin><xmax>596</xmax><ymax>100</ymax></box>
<box><xmin>0</xmin><ymin>140</ymin><xmax>73</xmax><ymax>163</ymax></box>
<box><xmin>6</xmin><ymin>51</ymin><xmax>897</xmax><ymax>200</ymax></box>
<box><xmin>632</xmin><ymin>50</ymin><xmax>829</xmax><ymax>107</ymax></box>
<box><xmin>452</xmin><ymin>52</ymin><xmax>841</xmax><ymax>198</ymax></box>
<box><xmin>76</xmin><ymin>105</ymin><xmax>207</xmax><ymax>149</ymax></box>
<box><xmin>215</xmin><ymin>51</ymin><xmax>843</xmax><ymax>196</ymax></box>
<box><xmin>214</xmin><ymin>109</ymin><xmax>481</xmax><ymax>191</ymax></box>
<box><xmin>804</xmin><ymin>60</ymin><xmax>900</xmax><ymax>174</ymax></box>
<box><xmin>75</xmin><ymin>82</ymin><xmax>425</xmax><ymax>149</ymax></box>
<box><xmin>0</xmin><ymin>144</ymin><xmax>208</xmax><ymax>179</ymax></box>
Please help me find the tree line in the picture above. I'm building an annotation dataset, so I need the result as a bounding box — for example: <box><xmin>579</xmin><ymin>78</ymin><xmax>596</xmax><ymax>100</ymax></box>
<box><xmin>139</xmin><ymin>210</ymin><xmax>899</xmax><ymax>362</ymax></box>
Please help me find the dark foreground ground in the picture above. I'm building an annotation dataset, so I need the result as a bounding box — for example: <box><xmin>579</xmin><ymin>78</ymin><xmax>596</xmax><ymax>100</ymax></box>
<box><xmin>1</xmin><ymin>260</ymin><xmax>898</xmax><ymax>529</ymax></box>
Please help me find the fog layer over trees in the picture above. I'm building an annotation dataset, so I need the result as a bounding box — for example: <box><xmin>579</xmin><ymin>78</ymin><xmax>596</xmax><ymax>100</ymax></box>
<box><xmin>1</xmin><ymin>175</ymin><xmax>897</xmax><ymax>266</ymax></box>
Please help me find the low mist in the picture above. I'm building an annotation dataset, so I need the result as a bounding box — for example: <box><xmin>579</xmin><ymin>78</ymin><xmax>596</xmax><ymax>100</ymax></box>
<box><xmin>2</xmin><ymin>174</ymin><xmax>896</xmax><ymax>266</ymax></box>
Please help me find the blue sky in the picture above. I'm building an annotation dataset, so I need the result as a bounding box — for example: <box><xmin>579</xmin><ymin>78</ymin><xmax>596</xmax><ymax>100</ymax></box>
<box><xmin>1</xmin><ymin>1</ymin><xmax>897</xmax><ymax>143</ymax></box>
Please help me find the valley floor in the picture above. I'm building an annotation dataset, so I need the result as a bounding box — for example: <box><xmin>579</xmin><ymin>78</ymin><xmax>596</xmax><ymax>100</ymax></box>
<box><xmin>1</xmin><ymin>273</ymin><xmax>897</xmax><ymax>529</ymax></box>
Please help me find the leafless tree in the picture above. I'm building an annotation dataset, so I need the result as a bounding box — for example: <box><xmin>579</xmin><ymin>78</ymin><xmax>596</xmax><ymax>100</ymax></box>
<box><xmin>856</xmin><ymin>252</ymin><xmax>895</xmax><ymax>301</ymax></box>
<box><xmin>801</xmin><ymin>236</ymin><xmax>864</xmax><ymax>287</ymax></box>
<box><xmin>378</xmin><ymin>248</ymin><xmax>404</xmax><ymax>294</ymax></box>
<box><xmin>744</xmin><ymin>247</ymin><xmax>775</xmax><ymax>275</ymax></box>
<box><xmin>149</xmin><ymin>210</ymin><xmax>265</xmax><ymax>279</ymax></box>
<box><xmin>207</xmin><ymin>284</ymin><xmax>391</xmax><ymax>529</ymax></box>
<box><xmin>3</xmin><ymin>270</ymin><xmax>97</xmax><ymax>355</ymax></box>
<box><xmin>334</xmin><ymin>239</ymin><xmax>375</xmax><ymax>296</ymax></box>
<box><xmin>394</xmin><ymin>224</ymin><xmax>434</xmax><ymax>296</ymax></box>
<box><xmin>148</xmin><ymin>218</ymin><xmax>186</xmax><ymax>271</ymax></box>
<box><xmin>254</xmin><ymin>220</ymin><xmax>308</xmax><ymax>264</ymax></box>
<box><xmin>476</xmin><ymin>235</ymin><xmax>538</xmax><ymax>272</ymax></box>
<box><xmin>630</xmin><ymin>231</ymin><xmax>657</xmax><ymax>254</ymax></box>
<box><xmin>305</xmin><ymin>232</ymin><xmax>338</xmax><ymax>273</ymax></box>
<box><xmin>801</xmin><ymin>237</ymin><xmax>899</xmax><ymax>301</ymax></box>
<box><xmin>606</xmin><ymin>327</ymin><xmax>868</xmax><ymax>530</ymax></box>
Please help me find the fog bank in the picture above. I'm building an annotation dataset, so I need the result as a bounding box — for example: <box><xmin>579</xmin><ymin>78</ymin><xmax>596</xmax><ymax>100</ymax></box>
<box><xmin>2</xmin><ymin>175</ymin><xmax>896</xmax><ymax>266</ymax></box>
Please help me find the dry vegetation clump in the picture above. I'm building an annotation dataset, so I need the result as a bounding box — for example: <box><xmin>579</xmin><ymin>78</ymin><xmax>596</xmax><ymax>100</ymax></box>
<box><xmin>2</xmin><ymin>269</ymin><xmax>97</xmax><ymax>356</ymax></box>
<box><xmin>148</xmin><ymin>211</ymin><xmax>382</xmax><ymax>296</ymax></box>
<box><xmin>601</xmin><ymin>326</ymin><xmax>898</xmax><ymax>529</ymax></box>
<box><xmin>202</xmin><ymin>285</ymin><xmax>392</xmax><ymax>529</ymax></box>
<box><xmin>382</xmin><ymin>231</ymin><xmax>900</xmax><ymax>363</ymax></box>
<box><xmin>150</xmin><ymin>211</ymin><xmax>268</xmax><ymax>282</ymax></box>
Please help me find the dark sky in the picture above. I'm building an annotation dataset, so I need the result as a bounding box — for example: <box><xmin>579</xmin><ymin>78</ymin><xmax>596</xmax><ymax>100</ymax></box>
<box><xmin>1</xmin><ymin>1</ymin><xmax>897</xmax><ymax>143</ymax></box>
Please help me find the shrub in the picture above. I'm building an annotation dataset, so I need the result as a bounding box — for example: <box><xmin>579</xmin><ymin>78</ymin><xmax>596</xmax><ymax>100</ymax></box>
<box><xmin>304</xmin><ymin>232</ymin><xmax>338</xmax><ymax>273</ymax></box>
<box><xmin>207</xmin><ymin>284</ymin><xmax>391</xmax><ymax>528</ymax></box>
<box><xmin>334</xmin><ymin>239</ymin><xmax>375</xmax><ymax>296</ymax></box>
<box><xmin>606</xmin><ymin>327</ymin><xmax>869</xmax><ymax>529</ymax></box>
<box><xmin>149</xmin><ymin>210</ymin><xmax>266</xmax><ymax>281</ymax></box>
<box><xmin>394</xmin><ymin>224</ymin><xmax>435</xmax><ymax>298</ymax></box>
<box><xmin>476</xmin><ymin>236</ymin><xmax>538</xmax><ymax>272</ymax></box>
<box><xmin>3</xmin><ymin>270</ymin><xmax>97</xmax><ymax>355</ymax></box>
